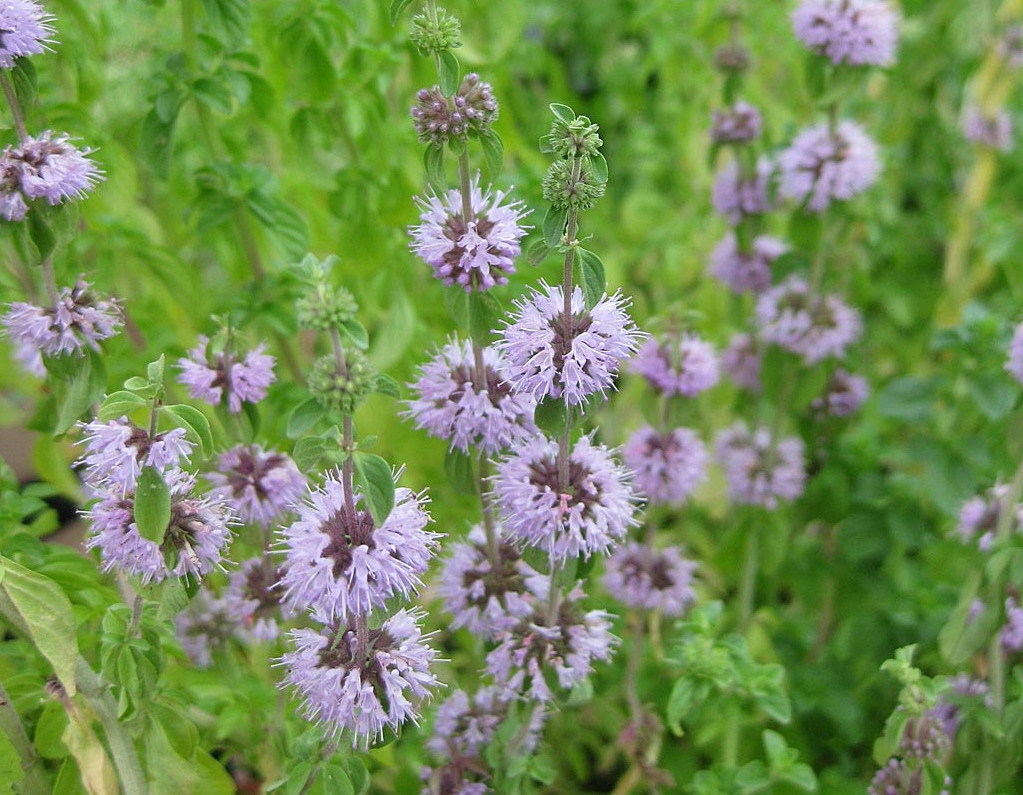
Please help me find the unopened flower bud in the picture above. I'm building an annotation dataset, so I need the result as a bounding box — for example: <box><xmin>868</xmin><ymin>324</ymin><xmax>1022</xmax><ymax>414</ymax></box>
<box><xmin>296</xmin><ymin>284</ymin><xmax>358</xmax><ymax>332</ymax></box>
<box><xmin>410</xmin><ymin>8</ymin><xmax>461</xmax><ymax>55</ymax></box>
<box><xmin>548</xmin><ymin>115</ymin><xmax>602</xmax><ymax>158</ymax></box>
<box><xmin>308</xmin><ymin>350</ymin><xmax>374</xmax><ymax>414</ymax></box>
<box><xmin>410</xmin><ymin>74</ymin><xmax>499</xmax><ymax>145</ymax></box>
<box><xmin>714</xmin><ymin>43</ymin><xmax>751</xmax><ymax>73</ymax></box>
<box><xmin>542</xmin><ymin>158</ymin><xmax>606</xmax><ymax>210</ymax></box>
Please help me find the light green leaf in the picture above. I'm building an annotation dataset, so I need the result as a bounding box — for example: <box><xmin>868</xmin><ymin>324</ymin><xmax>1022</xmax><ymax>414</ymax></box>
<box><xmin>134</xmin><ymin>467</ymin><xmax>171</xmax><ymax>544</ymax></box>
<box><xmin>97</xmin><ymin>391</ymin><xmax>148</xmax><ymax>421</ymax></box>
<box><xmin>353</xmin><ymin>453</ymin><xmax>395</xmax><ymax>527</ymax></box>
<box><xmin>287</xmin><ymin>396</ymin><xmax>326</xmax><ymax>439</ymax></box>
<box><xmin>160</xmin><ymin>404</ymin><xmax>214</xmax><ymax>458</ymax></box>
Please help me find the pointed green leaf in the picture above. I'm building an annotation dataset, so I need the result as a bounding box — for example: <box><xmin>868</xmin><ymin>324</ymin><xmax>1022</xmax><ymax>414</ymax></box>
<box><xmin>98</xmin><ymin>391</ymin><xmax>148</xmax><ymax>421</ymax></box>
<box><xmin>353</xmin><ymin>453</ymin><xmax>395</xmax><ymax>527</ymax></box>
<box><xmin>287</xmin><ymin>396</ymin><xmax>326</xmax><ymax>439</ymax></box>
<box><xmin>444</xmin><ymin>449</ymin><xmax>476</xmax><ymax>495</ymax></box>
<box><xmin>424</xmin><ymin>143</ymin><xmax>445</xmax><ymax>187</ymax></box>
<box><xmin>134</xmin><ymin>467</ymin><xmax>171</xmax><ymax>544</ymax></box>
<box><xmin>549</xmin><ymin>103</ymin><xmax>575</xmax><ymax>123</ymax></box>
<box><xmin>438</xmin><ymin>50</ymin><xmax>460</xmax><ymax>96</ymax></box>
<box><xmin>160</xmin><ymin>404</ymin><xmax>214</xmax><ymax>458</ymax></box>
<box><xmin>575</xmin><ymin>248</ymin><xmax>606</xmax><ymax>309</ymax></box>
<box><xmin>389</xmin><ymin>0</ymin><xmax>413</xmax><ymax>25</ymax></box>
<box><xmin>542</xmin><ymin>205</ymin><xmax>567</xmax><ymax>248</ymax></box>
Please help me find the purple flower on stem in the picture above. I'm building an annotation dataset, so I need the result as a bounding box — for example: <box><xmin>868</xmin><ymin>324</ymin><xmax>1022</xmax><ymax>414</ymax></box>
<box><xmin>709</xmin><ymin>233</ymin><xmax>788</xmax><ymax>294</ymax></box>
<box><xmin>956</xmin><ymin>484</ymin><xmax>1023</xmax><ymax>550</ymax></box>
<box><xmin>411</xmin><ymin>74</ymin><xmax>498</xmax><ymax>145</ymax></box>
<box><xmin>0</xmin><ymin>0</ymin><xmax>54</xmax><ymax>68</ymax></box>
<box><xmin>224</xmin><ymin>558</ymin><xmax>291</xmax><ymax>643</ymax></box>
<box><xmin>779</xmin><ymin>121</ymin><xmax>880</xmax><ymax>213</ymax></box>
<box><xmin>1002</xmin><ymin>598</ymin><xmax>1023</xmax><ymax>652</ymax></box>
<box><xmin>0</xmin><ymin>132</ymin><xmax>102</xmax><ymax>218</ymax></box>
<box><xmin>409</xmin><ymin>177</ymin><xmax>529</xmax><ymax>292</ymax></box>
<box><xmin>630</xmin><ymin>334</ymin><xmax>719</xmax><ymax>397</ymax></box>
<box><xmin>963</xmin><ymin>106</ymin><xmax>1013</xmax><ymax>151</ymax></box>
<box><xmin>715</xmin><ymin>422</ymin><xmax>806</xmax><ymax>507</ymax></box>
<box><xmin>711</xmin><ymin>157</ymin><xmax>773</xmax><ymax>224</ymax></box>
<box><xmin>207</xmin><ymin>444</ymin><xmax>306</xmax><ymax>527</ymax></box>
<box><xmin>710</xmin><ymin>102</ymin><xmax>763</xmax><ymax>145</ymax></box>
<box><xmin>813</xmin><ymin>368</ymin><xmax>869</xmax><ymax>417</ymax></box>
<box><xmin>494</xmin><ymin>435</ymin><xmax>639</xmax><ymax>563</ymax></box>
<box><xmin>496</xmin><ymin>282</ymin><xmax>644</xmax><ymax>407</ymax></box>
<box><xmin>1008</xmin><ymin>322</ymin><xmax>1023</xmax><ymax>385</ymax></box>
<box><xmin>177</xmin><ymin>335</ymin><xmax>276</xmax><ymax>413</ymax></box>
<box><xmin>755</xmin><ymin>276</ymin><xmax>862</xmax><ymax>363</ymax></box>
<box><xmin>603</xmin><ymin>542</ymin><xmax>697</xmax><ymax>616</ymax></box>
<box><xmin>722</xmin><ymin>333</ymin><xmax>763</xmax><ymax>392</ymax></box>
<box><xmin>792</xmin><ymin>0</ymin><xmax>899</xmax><ymax>67</ymax></box>
<box><xmin>277</xmin><ymin>609</ymin><xmax>440</xmax><ymax>746</ymax></box>
<box><xmin>78</xmin><ymin>418</ymin><xmax>193</xmax><ymax>492</ymax></box>
<box><xmin>437</xmin><ymin>524</ymin><xmax>547</xmax><ymax>637</ymax></box>
<box><xmin>174</xmin><ymin>591</ymin><xmax>236</xmax><ymax>668</ymax></box>
<box><xmin>405</xmin><ymin>338</ymin><xmax>536</xmax><ymax>455</ymax></box>
<box><xmin>278</xmin><ymin>470</ymin><xmax>439</xmax><ymax>621</ymax></box>
<box><xmin>928</xmin><ymin>674</ymin><xmax>991</xmax><ymax>740</ymax></box>
<box><xmin>622</xmin><ymin>426</ymin><xmax>707</xmax><ymax>505</ymax></box>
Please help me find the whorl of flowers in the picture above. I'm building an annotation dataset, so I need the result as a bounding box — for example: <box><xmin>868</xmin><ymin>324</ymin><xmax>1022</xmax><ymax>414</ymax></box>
<box><xmin>278</xmin><ymin>609</ymin><xmax>440</xmax><ymax>746</ymax></box>
<box><xmin>711</xmin><ymin>157</ymin><xmax>773</xmax><ymax>225</ymax></box>
<box><xmin>411</xmin><ymin>74</ymin><xmax>498</xmax><ymax>145</ymax></box>
<box><xmin>1007</xmin><ymin>322</ymin><xmax>1023</xmax><ymax>385</ymax></box>
<box><xmin>792</xmin><ymin>0</ymin><xmax>899</xmax><ymax>67</ymax></box>
<box><xmin>493</xmin><ymin>435</ymin><xmax>639</xmax><ymax>563</ymax></box>
<box><xmin>496</xmin><ymin>282</ymin><xmax>644</xmax><ymax>407</ymax></box>
<box><xmin>755</xmin><ymin>277</ymin><xmax>862</xmax><ymax>363</ymax></box>
<box><xmin>78</xmin><ymin>418</ymin><xmax>193</xmax><ymax>492</ymax></box>
<box><xmin>630</xmin><ymin>333</ymin><xmax>719</xmax><ymax>397</ymax></box>
<box><xmin>722</xmin><ymin>333</ymin><xmax>763</xmax><ymax>392</ymax></box>
<box><xmin>962</xmin><ymin>106</ymin><xmax>1013</xmax><ymax>151</ymax></box>
<box><xmin>177</xmin><ymin>335</ymin><xmax>276</xmax><ymax>414</ymax></box>
<box><xmin>436</xmin><ymin>524</ymin><xmax>547</xmax><ymax>637</ymax></box>
<box><xmin>709</xmin><ymin>233</ymin><xmax>788</xmax><ymax>294</ymax></box>
<box><xmin>224</xmin><ymin>558</ymin><xmax>291</xmax><ymax>643</ymax></box>
<box><xmin>1002</xmin><ymin>598</ymin><xmax>1023</xmax><ymax>652</ymax></box>
<box><xmin>206</xmin><ymin>444</ymin><xmax>306</xmax><ymax>528</ymax></box>
<box><xmin>778</xmin><ymin>121</ymin><xmax>881</xmax><ymax>213</ymax></box>
<box><xmin>2</xmin><ymin>279</ymin><xmax>122</xmax><ymax>374</ymax></box>
<box><xmin>174</xmin><ymin>591</ymin><xmax>236</xmax><ymax>668</ymax></box>
<box><xmin>277</xmin><ymin>470</ymin><xmax>439</xmax><ymax>621</ymax></box>
<box><xmin>715</xmin><ymin>422</ymin><xmax>806</xmax><ymax>508</ymax></box>
<box><xmin>486</xmin><ymin>584</ymin><xmax>617</xmax><ymax>702</ymax></box>
<box><xmin>621</xmin><ymin>426</ymin><xmax>707</xmax><ymax>505</ymax></box>
<box><xmin>0</xmin><ymin>0</ymin><xmax>53</xmax><ymax>68</ymax></box>
<box><xmin>898</xmin><ymin>713</ymin><xmax>952</xmax><ymax>762</ymax></box>
<box><xmin>0</xmin><ymin>131</ymin><xmax>102</xmax><ymax>220</ymax></box>
<box><xmin>603</xmin><ymin>542</ymin><xmax>698</xmax><ymax>616</ymax></box>
<box><xmin>813</xmin><ymin>368</ymin><xmax>869</xmax><ymax>417</ymax></box>
<box><xmin>928</xmin><ymin>675</ymin><xmax>991</xmax><ymax>740</ymax></box>
<box><xmin>956</xmin><ymin>484</ymin><xmax>1023</xmax><ymax>550</ymax></box>
<box><xmin>405</xmin><ymin>338</ymin><xmax>536</xmax><ymax>454</ymax></box>
<box><xmin>710</xmin><ymin>101</ymin><xmax>763</xmax><ymax>145</ymax></box>
<box><xmin>409</xmin><ymin>176</ymin><xmax>529</xmax><ymax>292</ymax></box>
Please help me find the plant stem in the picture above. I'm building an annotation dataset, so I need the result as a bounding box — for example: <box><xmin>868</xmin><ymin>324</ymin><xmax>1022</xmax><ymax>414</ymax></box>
<box><xmin>0</xmin><ymin>71</ymin><xmax>29</xmax><ymax>142</ymax></box>
<box><xmin>624</xmin><ymin>613</ymin><xmax>646</xmax><ymax>723</ymax></box>
<box><xmin>737</xmin><ymin>522</ymin><xmax>758</xmax><ymax>630</ymax></box>
<box><xmin>0</xmin><ymin>681</ymin><xmax>49</xmax><ymax>793</ymax></box>
<box><xmin>329</xmin><ymin>327</ymin><xmax>358</xmax><ymax>522</ymax></box>
<box><xmin>40</xmin><ymin>256</ymin><xmax>58</xmax><ymax>305</ymax></box>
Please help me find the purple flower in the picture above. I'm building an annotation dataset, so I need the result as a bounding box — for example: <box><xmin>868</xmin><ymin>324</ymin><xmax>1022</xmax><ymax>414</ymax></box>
<box><xmin>630</xmin><ymin>334</ymin><xmax>719</xmax><ymax>397</ymax></box>
<box><xmin>962</xmin><ymin>106</ymin><xmax>1013</xmax><ymax>151</ymax></box>
<box><xmin>207</xmin><ymin>444</ymin><xmax>306</xmax><ymax>527</ymax></box>
<box><xmin>899</xmin><ymin>713</ymin><xmax>952</xmax><ymax>762</ymax></box>
<box><xmin>711</xmin><ymin>157</ymin><xmax>773</xmax><ymax>224</ymax></box>
<box><xmin>0</xmin><ymin>0</ymin><xmax>53</xmax><ymax>68</ymax></box>
<box><xmin>813</xmin><ymin>368</ymin><xmax>869</xmax><ymax>416</ymax></box>
<box><xmin>1002</xmin><ymin>598</ymin><xmax>1023</xmax><ymax>652</ymax></box>
<box><xmin>928</xmin><ymin>675</ymin><xmax>991</xmax><ymax>740</ymax></box>
<box><xmin>0</xmin><ymin>132</ymin><xmax>102</xmax><ymax>217</ymax></box>
<box><xmin>709</xmin><ymin>233</ymin><xmax>788</xmax><ymax>294</ymax></box>
<box><xmin>175</xmin><ymin>591</ymin><xmax>236</xmax><ymax>668</ymax></box>
<box><xmin>496</xmin><ymin>282</ymin><xmax>644</xmax><ymax>407</ymax></box>
<box><xmin>411</xmin><ymin>74</ymin><xmax>498</xmax><ymax>145</ymax></box>
<box><xmin>278</xmin><ymin>471</ymin><xmax>439</xmax><ymax>621</ymax></box>
<box><xmin>437</xmin><ymin>524</ymin><xmax>547</xmax><ymax>637</ymax></box>
<box><xmin>722</xmin><ymin>333</ymin><xmax>762</xmax><ymax>391</ymax></box>
<box><xmin>486</xmin><ymin>584</ymin><xmax>617</xmax><ymax>702</ymax></box>
<box><xmin>494</xmin><ymin>435</ymin><xmax>639</xmax><ymax>564</ymax></box>
<box><xmin>78</xmin><ymin>418</ymin><xmax>193</xmax><ymax>492</ymax></box>
<box><xmin>603</xmin><ymin>542</ymin><xmax>697</xmax><ymax>616</ymax></box>
<box><xmin>409</xmin><ymin>177</ymin><xmax>529</xmax><ymax>292</ymax></box>
<box><xmin>756</xmin><ymin>277</ymin><xmax>862</xmax><ymax>363</ymax></box>
<box><xmin>792</xmin><ymin>0</ymin><xmax>899</xmax><ymax>67</ymax></box>
<box><xmin>999</xmin><ymin>26</ymin><xmax>1023</xmax><ymax>69</ymax></box>
<box><xmin>1008</xmin><ymin>322</ymin><xmax>1023</xmax><ymax>384</ymax></box>
<box><xmin>177</xmin><ymin>335</ymin><xmax>276</xmax><ymax>413</ymax></box>
<box><xmin>277</xmin><ymin>609</ymin><xmax>439</xmax><ymax>746</ymax></box>
<box><xmin>956</xmin><ymin>484</ymin><xmax>1023</xmax><ymax>550</ymax></box>
<box><xmin>868</xmin><ymin>759</ymin><xmax>918</xmax><ymax>795</ymax></box>
<box><xmin>405</xmin><ymin>338</ymin><xmax>536</xmax><ymax>455</ymax></box>
<box><xmin>710</xmin><ymin>102</ymin><xmax>763</xmax><ymax>145</ymax></box>
<box><xmin>621</xmin><ymin>426</ymin><xmax>707</xmax><ymax>505</ymax></box>
<box><xmin>715</xmin><ymin>422</ymin><xmax>806</xmax><ymax>507</ymax></box>
<box><xmin>224</xmin><ymin>558</ymin><xmax>292</xmax><ymax>643</ymax></box>
<box><xmin>85</xmin><ymin>472</ymin><xmax>235</xmax><ymax>584</ymax></box>
<box><xmin>2</xmin><ymin>279</ymin><xmax>122</xmax><ymax>366</ymax></box>
<box><xmin>779</xmin><ymin>121</ymin><xmax>881</xmax><ymax>212</ymax></box>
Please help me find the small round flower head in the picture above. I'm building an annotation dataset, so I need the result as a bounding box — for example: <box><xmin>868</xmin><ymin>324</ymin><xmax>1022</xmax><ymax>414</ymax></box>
<box><xmin>0</xmin><ymin>0</ymin><xmax>53</xmax><ymax>68</ymax></box>
<box><xmin>409</xmin><ymin>177</ymin><xmax>529</xmax><ymax>292</ymax></box>
<box><xmin>715</xmin><ymin>422</ymin><xmax>806</xmax><ymax>508</ymax></box>
<box><xmin>722</xmin><ymin>333</ymin><xmax>763</xmax><ymax>392</ymax></box>
<box><xmin>709</xmin><ymin>233</ymin><xmax>788</xmax><ymax>294</ymax></box>
<box><xmin>85</xmin><ymin>472</ymin><xmax>235</xmax><ymax>584</ymax></box>
<box><xmin>78</xmin><ymin>418</ymin><xmax>194</xmax><ymax>492</ymax></box>
<box><xmin>486</xmin><ymin>584</ymin><xmax>617</xmax><ymax>702</ymax></box>
<box><xmin>710</xmin><ymin>102</ymin><xmax>763</xmax><ymax>145</ymax></box>
<box><xmin>630</xmin><ymin>334</ymin><xmax>720</xmax><ymax>397</ymax></box>
<box><xmin>278</xmin><ymin>609</ymin><xmax>439</xmax><ymax>746</ymax></box>
<box><xmin>546</xmin><ymin>115</ymin><xmax>603</xmax><ymax>159</ymax></box>
<box><xmin>792</xmin><ymin>0</ymin><xmax>899</xmax><ymax>67</ymax></box>
<box><xmin>755</xmin><ymin>277</ymin><xmax>862</xmax><ymax>363</ymax></box>
<box><xmin>426</xmin><ymin>686</ymin><xmax>505</xmax><ymax>758</ymax></box>
<box><xmin>956</xmin><ymin>484</ymin><xmax>1023</xmax><ymax>550</ymax></box>
<box><xmin>1001</xmin><ymin>598</ymin><xmax>1023</xmax><ymax>652</ymax></box>
<box><xmin>278</xmin><ymin>471</ymin><xmax>439</xmax><ymax>620</ymax></box>
<box><xmin>813</xmin><ymin>368</ymin><xmax>869</xmax><ymax>417</ymax></box>
<box><xmin>177</xmin><ymin>335</ymin><xmax>276</xmax><ymax>414</ymax></box>
<box><xmin>405</xmin><ymin>339</ymin><xmax>537</xmax><ymax>455</ymax></box>
<box><xmin>603</xmin><ymin>542</ymin><xmax>697</xmax><ymax>616</ymax></box>
<box><xmin>1007</xmin><ymin>322</ymin><xmax>1023</xmax><ymax>384</ymax></box>
<box><xmin>174</xmin><ymin>591</ymin><xmax>236</xmax><ymax>668</ymax></box>
<box><xmin>622</xmin><ymin>426</ymin><xmax>707</xmax><ymax>505</ymax></box>
<box><xmin>296</xmin><ymin>283</ymin><xmax>358</xmax><ymax>332</ymax></box>
<box><xmin>207</xmin><ymin>444</ymin><xmax>306</xmax><ymax>527</ymax></box>
<box><xmin>409</xmin><ymin>7</ymin><xmax>461</xmax><ymax>55</ymax></box>
<box><xmin>963</xmin><ymin>106</ymin><xmax>1013</xmax><ymax>151</ymax></box>
<box><xmin>2</xmin><ymin>279</ymin><xmax>122</xmax><ymax>363</ymax></box>
<box><xmin>928</xmin><ymin>674</ymin><xmax>991</xmax><ymax>740</ymax></box>
<box><xmin>496</xmin><ymin>282</ymin><xmax>644</xmax><ymax>407</ymax></box>
<box><xmin>711</xmin><ymin>157</ymin><xmax>773</xmax><ymax>225</ymax></box>
<box><xmin>778</xmin><ymin>121</ymin><xmax>881</xmax><ymax>213</ymax></box>
<box><xmin>0</xmin><ymin>132</ymin><xmax>102</xmax><ymax>216</ymax></box>
<box><xmin>541</xmin><ymin>158</ymin><xmax>606</xmax><ymax>211</ymax></box>
<box><xmin>224</xmin><ymin>558</ymin><xmax>291</xmax><ymax>643</ymax></box>
<box><xmin>308</xmin><ymin>349</ymin><xmax>374</xmax><ymax>415</ymax></box>
<box><xmin>494</xmin><ymin>435</ymin><xmax>639</xmax><ymax>563</ymax></box>
<box><xmin>437</xmin><ymin>525</ymin><xmax>547</xmax><ymax>637</ymax></box>
<box><xmin>868</xmin><ymin>759</ymin><xmax>919</xmax><ymax>795</ymax></box>
<box><xmin>714</xmin><ymin>42</ymin><xmax>751</xmax><ymax>73</ymax></box>
<box><xmin>899</xmin><ymin>713</ymin><xmax>952</xmax><ymax>762</ymax></box>
<box><xmin>410</xmin><ymin>74</ymin><xmax>498</xmax><ymax>145</ymax></box>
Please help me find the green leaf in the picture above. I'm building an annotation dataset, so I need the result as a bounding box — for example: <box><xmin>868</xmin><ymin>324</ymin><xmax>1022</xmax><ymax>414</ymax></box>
<box><xmin>788</xmin><ymin>208</ymin><xmax>823</xmax><ymax>250</ymax></box>
<box><xmin>287</xmin><ymin>396</ymin><xmax>326</xmax><ymax>439</ymax></box>
<box><xmin>124</xmin><ymin>376</ymin><xmax>152</xmax><ymax>393</ymax></box>
<box><xmin>589</xmin><ymin>151</ymin><xmax>608</xmax><ymax>184</ymax></box>
<box><xmin>543</xmin><ymin>205</ymin><xmax>568</xmax><ymax>248</ymax></box>
<box><xmin>353</xmin><ymin>453</ymin><xmax>395</xmax><ymax>526</ymax></box>
<box><xmin>134</xmin><ymin>467</ymin><xmax>171</xmax><ymax>544</ymax></box>
<box><xmin>161</xmin><ymin>404</ymin><xmax>214</xmax><ymax>458</ymax></box>
<box><xmin>0</xmin><ymin>727</ymin><xmax>24</xmax><ymax>789</ymax></box>
<box><xmin>479</xmin><ymin>129</ymin><xmax>504</xmax><ymax>178</ymax></box>
<box><xmin>373</xmin><ymin>373</ymin><xmax>401</xmax><ymax>399</ymax></box>
<box><xmin>34</xmin><ymin>700</ymin><xmax>70</xmax><ymax>759</ymax></box>
<box><xmin>340</xmin><ymin>319</ymin><xmax>369</xmax><ymax>350</ymax></box>
<box><xmin>533</xmin><ymin>397</ymin><xmax>567</xmax><ymax>437</ymax></box>
<box><xmin>468</xmin><ymin>292</ymin><xmax>502</xmax><ymax>345</ymax></box>
<box><xmin>155</xmin><ymin>578</ymin><xmax>191</xmax><ymax>621</ymax></box>
<box><xmin>527</xmin><ymin>240</ymin><xmax>550</xmax><ymax>266</ymax></box>
<box><xmin>938</xmin><ymin>573</ymin><xmax>994</xmax><ymax>665</ymax></box>
<box><xmin>199</xmin><ymin>0</ymin><xmax>252</xmax><ymax>45</ymax></box>
<box><xmin>424</xmin><ymin>142</ymin><xmax>445</xmax><ymax>187</ymax></box>
<box><xmin>0</xmin><ymin>556</ymin><xmax>79</xmax><ymax>696</ymax></box>
<box><xmin>27</xmin><ymin>211</ymin><xmax>56</xmax><ymax>263</ymax></box>
<box><xmin>52</xmin><ymin>351</ymin><xmax>107</xmax><ymax>436</ymax></box>
<box><xmin>97</xmin><ymin>390</ymin><xmax>148</xmax><ymax>421</ymax></box>
<box><xmin>445</xmin><ymin>286</ymin><xmax>470</xmax><ymax>329</ymax></box>
<box><xmin>780</xmin><ymin>764</ymin><xmax>817</xmax><ymax>792</ymax></box>
<box><xmin>438</xmin><ymin>50</ymin><xmax>459</xmax><ymax>96</ymax></box>
<box><xmin>576</xmin><ymin>248</ymin><xmax>606</xmax><ymax>308</ymax></box>
<box><xmin>734</xmin><ymin>760</ymin><xmax>770</xmax><ymax>794</ymax></box>
<box><xmin>292</xmin><ymin>435</ymin><xmax>328</xmax><ymax>473</ymax></box>
<box><xmin>192</xmin><ymin>78</ymin><xmax>233</xmax><ymax>114</ymax></box>
<box><xmin>389</xmin><ymin>0</ymin><xmax>413</xmax><ymax>25</ymax></box>
<box><xmin>549</xmin><ymin>103</ymin><xmax>575</xmax><ymax>123</ymax></box>
<box><xmin>147</xmin><ymin>355</ymin><xmax>167</xmax><ymax>392</ymax></box>
<box><xmin>444</xmin><ymin>449</ymin><xmax>476</xmax><ymax>495</ymax></box>
<box><xmin>666</xmin><ymin>677</ymin><xmax>697</xmax><ymax>734</ymax></box>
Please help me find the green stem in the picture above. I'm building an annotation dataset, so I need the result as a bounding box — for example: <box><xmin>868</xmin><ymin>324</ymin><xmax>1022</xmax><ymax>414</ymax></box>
<box><xmin>0</xmin><ymin>71</ymin><xmax>28</xmax><ymax>142</ymax></box>
<box><xmin>737</xmin><ymin>523</ymin><xmax>758</xmax><ymax>631</ymax></box>
<box><xmin>0</xmin><ymin>680</ymin><xmax>49</xmax><ymax>793</ymax></box>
